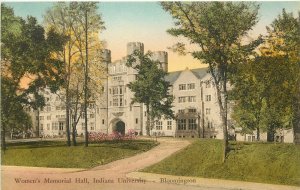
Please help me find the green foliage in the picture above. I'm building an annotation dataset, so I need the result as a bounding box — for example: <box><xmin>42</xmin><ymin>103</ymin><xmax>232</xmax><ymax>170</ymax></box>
<box><xmin>161</xmin><ymin>1</ymin><xmax>261</xmax><ymax>160</ymax></box>
<box><xmin>143</xmin><ymin>139</ymin><xmax>300</xmax><ymax>186</ymax></box>
<box><xmin>230</xmin><ymin>9</ymin><xmax>300</xmax><ymax>139</ymax></box>
<box><xmin>44</xmin><ymin>2</ymin><xmax>105</xmax><ymax>146</ymax></box>
<box><xmin>2</xmin><ymin>140</ymin><xmax>157</xmax><ymax>168</ymax></box>
<box><xmin>1</xmin><ymin>4</ymin><xmax>65</xmax><ymax>148</ymax></box>
<box><xmin>126</xmin><ymin>51</ymin><xmax>174</xmax><ymax>135</ymax></box>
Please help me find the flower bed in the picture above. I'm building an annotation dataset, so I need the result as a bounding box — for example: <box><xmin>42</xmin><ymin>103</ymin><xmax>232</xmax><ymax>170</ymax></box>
<box><xmin>88</xmin><ymin>129</ymin><xmax>137</xmax><ymax>142</ymax></box>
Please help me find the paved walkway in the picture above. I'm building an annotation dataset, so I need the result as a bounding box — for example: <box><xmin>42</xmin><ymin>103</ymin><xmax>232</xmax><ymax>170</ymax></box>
<box><xmin>2</xmin><ymin>138</ymin><xmax>299</xmax><ymax>190</ymax></box>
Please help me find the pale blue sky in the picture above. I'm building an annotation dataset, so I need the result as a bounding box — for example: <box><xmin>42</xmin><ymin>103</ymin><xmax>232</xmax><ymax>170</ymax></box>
<box><xmin>3</xmin><ymin>1</ymin><xmax>300</xmax><ymax>71</ymax></box>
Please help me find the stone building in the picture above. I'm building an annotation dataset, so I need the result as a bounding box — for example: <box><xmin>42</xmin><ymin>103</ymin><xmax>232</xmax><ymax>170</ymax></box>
<box><xmin>98</xmin><ymin>42</ymin><xmax>225</xmax><ymax>138</ymax></box>
<box><xmin>27</xmin><ymin>42</ymin><xmax>295</xmax><ymax>143</ymax></box>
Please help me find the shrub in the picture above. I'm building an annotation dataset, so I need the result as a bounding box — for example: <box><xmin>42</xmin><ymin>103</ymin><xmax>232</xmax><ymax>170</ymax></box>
<box><xmin>89</xmin><ymin>129</ymin><xmax>137</xmax><ymax>143</ymax></box>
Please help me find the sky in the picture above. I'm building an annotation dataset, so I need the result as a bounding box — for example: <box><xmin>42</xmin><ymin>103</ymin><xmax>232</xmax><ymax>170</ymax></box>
<box><xmin>3</xmin><ymin>1</ymin><xmax>300</xmax><ymax>72</ymax></box>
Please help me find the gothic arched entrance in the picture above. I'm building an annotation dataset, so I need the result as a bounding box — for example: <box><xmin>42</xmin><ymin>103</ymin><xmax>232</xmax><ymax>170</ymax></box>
<box><xmin>114</xmin><ymin>121</ymin><xmax>125</xmax><ymax>135</ymax></box>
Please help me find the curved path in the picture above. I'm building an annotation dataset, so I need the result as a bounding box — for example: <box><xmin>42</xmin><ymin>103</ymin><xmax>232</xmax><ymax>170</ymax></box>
<box><xmin>2</xmin><ymin>138</ymin><xmax>298</xmax><ymax>190</ymax></box>
<box><xmin>2</xmin><ymin>138</ymin><xmax>194</xmax><ymax>190</ymax></box>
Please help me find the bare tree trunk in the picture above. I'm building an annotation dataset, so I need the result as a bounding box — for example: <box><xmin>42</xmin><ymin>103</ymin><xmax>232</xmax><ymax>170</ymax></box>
<box><xmin>256</xmin><ymin>126</ymin><xmax>260</xmax><ymax>141</ymax></box>
<box><xmin>201</xmin><ymin>84</ymin><xmax>205</xmax><ymax>138</ymax></box>
<box><xmin>214</xmin><ymin>75</ymin><xmax>229</xmax><ymax>163</ymax></box>
<box><xmin>223</xmin><ymin>75</ymin><xmax>229</xmax><ymax>163</ymax></box>
<box><xmin>146</xmin><ymin>105</ymin><xmax>150</xmax><ymax>136</ymax></box>
<box><xmin>84</xmin><ymin>10</ymin><xmax>89</xmax><ymax>147</ymax></box>
<box><xmin>293</xmin><ymin>82</ymin><xmax>300</xmax><ymax>144</ymax></box>
<box><xmin>72</xmin><ymin>84</ymin><xmax>81</xmax><ymax>146</ymax></box>
<box><xmin>36</xmin><ymin>109</ymin><xmax>40</xmax><ymax>137</ymax></box>
<box><xmin>65</xmin><ymin>90</ymin><xmax>71</xmax><ymax>146</ymax></box>
<box><xmin>221</xmin><ymin>107</ymin><xmax>229</xmax><ymax>163</ymax></box>
<box><xmin>64</xmin><ymin>45</ymin><xmax>71</xmax><ymax>147</ymax></box>
<box><xmin>1</xmin><ymin>126</ymin><xmax>6</xmax><ymax>151</ymax></box>
<box><xmin>72</xmin><ymin>122</ymin><xmax>77</xmax><ymax>146</ymax></box>
<box><xmin>140</xmin><ymin>103</ymin><xmax>144</xmax><ymax>136</ymax></box>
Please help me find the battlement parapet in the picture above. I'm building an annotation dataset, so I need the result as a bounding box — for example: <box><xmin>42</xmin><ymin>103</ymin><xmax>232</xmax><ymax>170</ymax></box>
<box><xmin>127</xmin><ymin>42</ymin><xmax>144</xmax><ymax>55</ymax></box>
<box><xmin>151</xmin><ymin>51</ymin><xmax>168</xmax><ymax>63</ymax></box>
<box><xmin>101</xmin><ymin>49</ymin><xmax>111</xmax><ymax>63</ymax></box>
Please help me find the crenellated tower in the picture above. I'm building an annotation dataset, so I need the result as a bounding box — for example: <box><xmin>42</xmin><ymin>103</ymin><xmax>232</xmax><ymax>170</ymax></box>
<box><xmin>101</xmin><ymin>49</ymin><xmax>112</xmax><ymax>63</ymax></box>
<box><xmin>151</xmin><ymin>51</ymin><xmax>168</xmax><ymax>72</ymax></box>
<box><xmin>127</xmin><ymin>42</ymin><xmax>144</xmax><ymax>55</ymax></box>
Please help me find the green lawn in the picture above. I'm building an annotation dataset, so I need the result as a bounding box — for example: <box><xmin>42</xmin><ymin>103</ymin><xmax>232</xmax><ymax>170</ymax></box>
<box><xmin>142</xmin><ymin>139</ymin><xmax>300</xmax><ymax>186</ymax></box>
<box><xmin>2</xmin><ymin>140</ymin><xmax>158</xmax><ymax>168</ymax></box>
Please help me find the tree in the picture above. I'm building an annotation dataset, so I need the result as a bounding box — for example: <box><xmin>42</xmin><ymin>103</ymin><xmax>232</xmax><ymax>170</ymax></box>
<box><xmin>44</xmin><ymin>2</ymin><xmax>105</xmax><ymax>146</ymax></box>
<box><xmin>230</xmin><ymin>56</ymin><xmax>294</xmax><ymax>141</ymax></box>
<box><xmin>161</xmin><ymin>2</ymin><xmax>261</xmax><ymax>162</ymax></box>
<box><xmin>262</xmin><ymin>9</ymin><xmax>300</xmax><ymax>143</ymax></box>
<box><xmin>126</xmin><ymin>51</ymin><xmax>174</xmax><ymax>136</ymax></box>
<box><xmin>230</xmin><ymin>9</ymin><xmax>300</xmax><ymax>143</ymax></box>
<box><xmin>1</xmin><ymin>4</ymin><xmax>65</xmax><ymax>150</ymax></box>
<box><xmin>229</xmin><ymin>59</ymin><xmax>266</xmax><ymax>141</ymax></box>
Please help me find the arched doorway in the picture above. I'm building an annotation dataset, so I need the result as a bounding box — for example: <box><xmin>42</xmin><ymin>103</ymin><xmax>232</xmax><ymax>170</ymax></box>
<box><xmin>114</xmin><ymin>121</ymin><xmax>125</xmax><ymax>135</ymax></box>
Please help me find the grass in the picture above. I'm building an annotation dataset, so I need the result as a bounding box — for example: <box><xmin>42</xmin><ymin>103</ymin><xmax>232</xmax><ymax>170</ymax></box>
<box><xmin>142</xmin><ymin>139</ymin><xmax>300</xmax><ymax>186</ymax></box>
<box><xmin>1</xmin><ymin>139</ymin><xmax>158</xmax><ymax>168</ymax></box>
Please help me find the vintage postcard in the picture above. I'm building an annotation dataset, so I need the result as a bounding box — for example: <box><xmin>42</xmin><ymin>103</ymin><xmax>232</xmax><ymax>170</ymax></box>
<box><xmin>1</xmin><ymin>1</ymin><xmax>300</xmax><ymax>190</ymax></box>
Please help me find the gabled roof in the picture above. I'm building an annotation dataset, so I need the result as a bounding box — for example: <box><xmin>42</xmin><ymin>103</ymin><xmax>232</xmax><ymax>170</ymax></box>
<box><xmin>165</xmin><ymin>67</ymin><xmax>208</xmax><ymax>84</ymax></box>
<box><xmin>190</xmin><ymin>67</ymin><xmax>209</xmax><ymax>79</ymax></box>
<box><xmin>165</xmin><ymin>70</ymin><xmax>182</xmax><ymax>84</ymax></box>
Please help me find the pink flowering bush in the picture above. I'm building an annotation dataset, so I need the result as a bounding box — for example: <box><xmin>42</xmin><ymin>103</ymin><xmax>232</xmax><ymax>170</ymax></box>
<box><xmin>89</xmin><ymin>129</ymin><xmax>137</xmax><ymax>143</ymax></box>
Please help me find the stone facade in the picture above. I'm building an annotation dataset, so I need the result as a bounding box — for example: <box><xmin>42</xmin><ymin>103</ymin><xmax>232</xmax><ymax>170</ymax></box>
<box><xmin>26</xmin><ymin>42</ymin><xmax>295</xmax><ymax>143</ymax></box>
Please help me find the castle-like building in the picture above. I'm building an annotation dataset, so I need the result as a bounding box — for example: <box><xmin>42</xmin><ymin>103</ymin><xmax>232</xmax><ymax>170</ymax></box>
<box><xmin>88</xmin><ymin>42</ymin><xmax>223</xmax><ymax>138</ymax></box>
<box><xmin>26</xmin><ymin>42</ymin><xmax>294</xmax><ymax>143</ymax></box>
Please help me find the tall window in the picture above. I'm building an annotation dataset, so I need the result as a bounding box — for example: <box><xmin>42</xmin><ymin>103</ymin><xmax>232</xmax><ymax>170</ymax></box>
<box><xmin>156</xmin><ymin>121</ymin><xmax>162</xmax><ymax>130</ymax></box>
<box><xmin>47</xmin><ymin>115</ymin><xmax>51</xmax><ymax>120</ymax></box>
<box><xmin>112</xmin><ymin>87</ymin><xmax>118</xmax><ymax>95</ymax></box>
<box><xmin>188</xmin><ymin>119</ymin><xmax>197</xmax><ymax>130</ymax></box>
<box><xmin>206</xmin><ymin>95</ymin><xmax>211</xmax><ymax>101</ymax></box>
<box><xmin>113</xmin><ymin>98</ymin><xmax>118</xmax><ymax>106</ymax></box>
<box><xmin>119</xmin><ymin>97</ymin><xmax>123</xmax><ymax>106</ymax></box>
<box><xmin>52</xmin><ymin>122</ymin><xmax>58</xmax><ymax>130</ymax></box>
<box><xmin>206</xmin><ymin>81</ymin><xmax>211</xmax><ymax>88</ymax></box>
<box><xmin>46</xmin><ymin>106</ymin><xmax>51</xmax><ymax>111</ymax></box>
<box><xmin>59</xmin><ymin>122</ymin><xmax>64</xmax><ymax>130</ymax></box>
<box><xmin>90</xmin><ymin>123</ymin><xmax>95</xmax><ymax>130</ymax></box>
<box><xmin>177</xmin><ymin>119</ymin><xmax>186</xmax><ymax>130</ymax></box>
<box><xmin>89</xmin><ymin>103</ymin><xmax>95</xmax><ymax>109</ymax></box>
<box><xmin>206</xmin><ymin>108</ymin><xmax>211</xmax><ymax>115</ymax></box>
<box><xmin>167</xmin><ymin>120</ymin><xmax>172</xmax><ymax>130</ymax></box>
<box><xmin>90</xmin><ymin>114</ymin><xmax>94</xmax><ymax>118</ymax></box>
<box><xmin>187</xmin><ymin>83</ymin><xmax>195</xmax><ymax>90</ymax></box>
<box><xmin>188</xmin><ymin>96</ymin><xmax>196</xmax><ymax>102</ymax></box>
<box><xmin>47</xmin><ymin>123</ymin><xmax>50</xmax><ymax>130</ymax></box>
<box><xmin>179</xmin><ymin>84</ymin><xmax>186</xmax><ymax>90</ymax></box>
